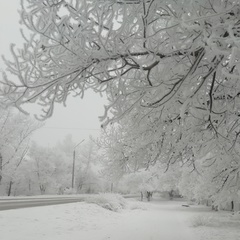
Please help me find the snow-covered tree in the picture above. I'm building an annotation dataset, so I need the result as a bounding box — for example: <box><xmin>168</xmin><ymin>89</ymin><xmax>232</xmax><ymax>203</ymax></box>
<box><xmin>119</xmin><ymin>169</ymin><xmax>157</xmax><ymax>201</ymax></box>
<box><xmin>74</xmin><ymin>140</ymin><xmax>101</xmax><ymax>193</ymax></box>
<box><xmin>1</xmin><ymin>1</ymin><xmax>239</xmax><ymax>130</ymax></box>
<box><xmin>28</xmin><ymin>142</ymin><xmax>70</xmax><ymax>194</ymax></box>
<box><xmin>99</xmin><ymin>124</ymin><xmax>138</xmax><ymax>181</ymax></box>
<box><xmin>0</xmin><ymin>108</ymin><xmax>40</xmax><ymax>195</ymax></box>
<box><xmin>1</xmin><ymin>0</ymin><xmax>240</xmax><ymax>203</ymax></box>
<box><xmin>56</xmin><ymin>136</ymin><xmax>104</xmax><ymax>194</ymax></box>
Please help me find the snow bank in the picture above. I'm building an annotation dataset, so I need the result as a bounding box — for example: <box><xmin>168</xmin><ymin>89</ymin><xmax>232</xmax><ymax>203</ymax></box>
<box><xmin>0</xmin><ymin>202</ymin><xmax>120</xmax><ymax>240</ymax></box>
<box><xmin>127</xmin><ymin>198</ymin><xmax>148</xmax><ymax>210</ymax></box>
<box><xmin>85</xmin><ymin>193</ymin><xmax>127</xmax><ymax>212</ymax></box>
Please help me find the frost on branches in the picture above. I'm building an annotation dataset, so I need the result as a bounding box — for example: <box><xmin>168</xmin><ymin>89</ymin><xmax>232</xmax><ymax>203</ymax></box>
<box><xmin>1</xmin><ymin>0</ymin><xmax>240</xmax><ymax>206</ymax></box>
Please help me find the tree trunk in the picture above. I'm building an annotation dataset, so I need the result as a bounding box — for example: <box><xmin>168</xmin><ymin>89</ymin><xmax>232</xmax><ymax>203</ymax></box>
<box><xmin>39</xmin><ymin>185</ymin><xmax>46</xmax><ymax>195</ymax></box>
<box><xmin>28</xmin><ymin>179</ymin><xmax>31</xmax><ymax>193</ymax></box>
<box><xmin>169</xmin><ymin>190</ymin><xmax>174</xmax><ymax>200</ymax></box>
<box><xmin>147</xmin><ymin>191</ymin><xmax>151</xmax><ymax>201</ymax></box>
<box><xmin>140</xmin><ymin>192</ymin><xmax>143</xmax><ymax>201</ymax></box>
<box><xmin>231</xmin><ymin>201</ymin><xmax>234</xmax><ymax>211</ymax></box>
<box><xmin>7</xmin><ymin>180</ymin><xmax>13</xmax><ymax>196</ymax></box>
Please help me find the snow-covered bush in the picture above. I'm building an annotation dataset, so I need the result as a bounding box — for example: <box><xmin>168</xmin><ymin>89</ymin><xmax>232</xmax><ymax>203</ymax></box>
<box><xmin>191</xmin><ymin>215</ymin><xmax>215</xmax><ymax>227</ymax></box>
<box><xmin>63</xmin><ymin>188</ymin><xmax>77</xmax><ymax>195</ymax></box>
<box><xmin>85</xmin><ymin>193</ymin><xmax>127</xmax><ymax>212</ymax></box>
<box><xmin>118</xmin><ymin>170</ymin><xmax>157</xmax><ymax>197</ymax></box>
<box><xmin>128</xmin><ymin>200</ymin><xmax>148</xmax><ymax>211</ymax></box>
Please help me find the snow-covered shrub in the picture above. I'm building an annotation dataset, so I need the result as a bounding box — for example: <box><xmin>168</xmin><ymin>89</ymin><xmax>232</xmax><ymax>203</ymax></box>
<box><xmin>63</xmin><ymin>188</ymin><xmax>77</xmax><ymax>195</ymax></box>
<box><xmin>85</xmin><ymin>193</ymin><xmax>127</xmax><ymax>212</ymax></box>
<box><xmin>128</xmin><ymin>200</ymin><xmax>148</xmax><ymax>210</ymax></box>
<box><xmin>191</xmin><ymin>215</ymin><xmax>216</xmax><ymax>227</ymax></box>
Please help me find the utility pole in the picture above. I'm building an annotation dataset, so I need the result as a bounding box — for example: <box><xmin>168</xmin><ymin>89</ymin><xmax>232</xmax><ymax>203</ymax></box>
<box><xmin>0</xmin><ymin>152</ymin><xmax>2</xmax><ymax>185</ymax></box>
<box><xmin>72</xmin><ymin>139</ymin><xmax>85</xmax><ymax>189</ymax></box>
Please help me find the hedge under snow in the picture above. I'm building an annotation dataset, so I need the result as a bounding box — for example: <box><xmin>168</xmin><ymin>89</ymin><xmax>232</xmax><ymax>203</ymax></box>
<box><xmin>85</xmin><ymin>193</ymin><xmax>127</xmax><ymax>212</ymax></box>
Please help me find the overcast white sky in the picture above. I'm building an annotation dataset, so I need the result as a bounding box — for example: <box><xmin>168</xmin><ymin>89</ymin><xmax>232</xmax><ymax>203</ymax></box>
<box><xmin>0</xmin><ymin>0</ymin><xmax>106</xmax><ymax>146</ymax></box>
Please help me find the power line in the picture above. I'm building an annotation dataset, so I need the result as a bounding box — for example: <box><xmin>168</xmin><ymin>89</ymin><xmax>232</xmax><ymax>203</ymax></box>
<box><xmin>0</xmin><ymin>125</ymin><xmax>102</xmax><ymax>131</ymax></box>
<box><xmin>41</xmin><ymin>126</ymin><xmax>101</xmax><ymax>131</ymax></box>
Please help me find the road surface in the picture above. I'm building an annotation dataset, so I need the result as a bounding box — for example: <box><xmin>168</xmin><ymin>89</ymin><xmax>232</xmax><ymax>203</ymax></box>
<box><xmin>0</xmin><ymin>194</ymin><xmax>138</xmax><ymax>211</ymax></box>
<box><xmin>0</xmin><ymin>196</ymin><xmax>86</xmax><ymax>211</ymax></box>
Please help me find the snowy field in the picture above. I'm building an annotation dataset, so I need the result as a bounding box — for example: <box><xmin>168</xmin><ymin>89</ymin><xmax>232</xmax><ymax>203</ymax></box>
<box><xmin>0</xmin><ymin>198</ymin><xmax>239</xmax><ymax>240</ymax></box>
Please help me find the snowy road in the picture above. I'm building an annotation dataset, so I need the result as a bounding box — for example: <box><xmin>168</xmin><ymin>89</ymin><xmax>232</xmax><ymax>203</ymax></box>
<box><xmin>0</xmin><ymin>199</ymin><xmax>201</xmax><ymax>240</ymax></box>
<box><xmin>0</xmin><ymin>195</ymin><xmax>138</xmax><ymax>211</ymax></box>
<box><xmin>0</xmin><ymin>196</ymin><xmax>85</xmax><ymax>211</ymax></box>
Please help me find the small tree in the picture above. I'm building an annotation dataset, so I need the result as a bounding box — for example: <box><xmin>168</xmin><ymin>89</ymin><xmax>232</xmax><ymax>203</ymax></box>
<box><xmin>119</xmin><ymin>169</ymin><xmax>157</xmax><ymax>201</ymax></box>
<box><xmin>0</xmin><ymin>108</ymin><xmax>41</xmax><ymax>195</ymax></box>
<box><xmin>29</xmin><ymin>143</ymin><xmax>69</xmax><ymax>194</ymax></box>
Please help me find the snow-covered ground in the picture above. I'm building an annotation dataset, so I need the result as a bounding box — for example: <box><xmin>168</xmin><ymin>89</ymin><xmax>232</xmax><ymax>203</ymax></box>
<box><xmin>0</xmin><ymin>198</ymin><xmax>239</xmax><ymax>240</ymax></box>
<box><xmin>192</xmin><ymin>207</ymin><xmax>240</xmax><ymax>240</ymax></box>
